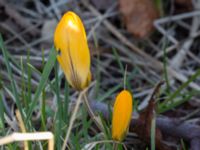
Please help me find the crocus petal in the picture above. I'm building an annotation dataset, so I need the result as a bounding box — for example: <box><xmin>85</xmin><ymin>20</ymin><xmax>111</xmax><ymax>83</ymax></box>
<box><xmin>54</xmin><ymin>11</ymin><xmax>91</xmax><ymax>90</ymax></box>
<box><xmin>112</xmin><ymin>90</ymin><xmax>133</xmax><ymax>141</ymax></box>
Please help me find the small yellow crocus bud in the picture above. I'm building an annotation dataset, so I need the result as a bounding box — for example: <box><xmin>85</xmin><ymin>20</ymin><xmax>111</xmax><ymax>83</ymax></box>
<box><xmin>112</xmin><ymin>90</ymin><xmax>133</xmax><ymax>141</ymax></box>
<box><xmin>54</xmin><ymin>11</ymin><xmax>91</xmax><ymax>90</ymax></box>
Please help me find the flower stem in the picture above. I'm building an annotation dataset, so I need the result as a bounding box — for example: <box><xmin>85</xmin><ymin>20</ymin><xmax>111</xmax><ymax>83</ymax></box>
<box><xmin>61</xmin><ymin>91</ymin><xmax>84</xmax><ymax>150</ymax></box>
<box><xmin>83</xmin><ymin>92</ymin><xmax>102</xmax><ymax>131</ymax></box>
<box><xmin>113</xmin><ymin>142</ymin><xmax>118</xmax><ymax>150</ymax></box>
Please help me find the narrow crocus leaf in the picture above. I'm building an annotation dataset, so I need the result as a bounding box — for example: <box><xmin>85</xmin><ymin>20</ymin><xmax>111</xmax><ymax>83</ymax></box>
<box><xmin>112</xmin><ymin>90</ymin><xmax>133</xmax><ymax>141</ymax></box>
<box><xmin>54</xmin><ymin>11</ymin><xmax>91</xmax><ymax>90</ymax></box>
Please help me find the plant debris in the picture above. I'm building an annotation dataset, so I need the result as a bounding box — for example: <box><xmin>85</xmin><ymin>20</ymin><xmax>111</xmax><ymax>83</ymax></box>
<box><xmin>119</xmin><ymin>0</ymin><xmax>159</xmax><ymax>38</ymax></box>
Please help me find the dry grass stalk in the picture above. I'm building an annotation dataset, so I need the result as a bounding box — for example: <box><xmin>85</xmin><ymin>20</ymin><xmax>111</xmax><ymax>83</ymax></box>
<box><xmin>16</xmin><ymin>110</ymin><xmax>28</xmax><ymax>150</ymax></box>
<box><xmin>0</xmin><ymin>132</ymin><xmax>54</xmax><ymax>150</ymax></box>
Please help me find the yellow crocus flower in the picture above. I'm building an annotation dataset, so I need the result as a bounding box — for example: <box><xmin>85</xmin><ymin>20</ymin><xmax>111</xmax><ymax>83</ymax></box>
<box><xmin>54</xmin><ymin>11</ymin><xmax>91</xmax><ymax>90</ymax></box>
<box><xmin>112</xmin><ymin>90</ymin><xmax>133</xmax><ymax>141</ymax></box>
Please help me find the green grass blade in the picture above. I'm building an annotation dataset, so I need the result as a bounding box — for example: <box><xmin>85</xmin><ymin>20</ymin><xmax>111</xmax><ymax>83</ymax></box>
<box><xmin>159</xmin><ymin>90</ymin><xmax>200</xmax><ymax>113</ymax></box>
<box><xmin>26</xmin><ymin>47</ymin><xmax>57</xmax><ymax>121</ymax></box>
<box><xmin>41</xmin><ymin>48</ymin><xmax>47</xmax><ymax>131</ymax></box>
<box><xmin>0</xmin><ymin>91</ymin><xmax>5</xmax><ymax>135</ymax></box>
<box><xmin>159</xmin><ymin>69</ymin><xmax>200</xmax><ymax>111</ymax></box>
<box><xmin>27</xmin><ymin>49</ymin><xmax>32</xmax><ymax>104</ymax></box>
<box><xmin>162</xmin><ymin>41</ymin><xmax>170</xmax><ymax>94</ymax></box>
<box><xmin>64</xmin><ymin>81</ymin><xmax>69</xmax><ymax>124</ymax></box>
<box><xmin>112</xmin><ymin>48</ymin><xmax>124</xmax><ymax>74</ymax></box>
<box><xmin>20</xmin><ymin>57</ymin><xmax>27</xmax><ymax>108</ymax></box>
<box><xmin>180</xmin><ymin>139</ymin><xmax>187</xmax><ymax>150</ymax></box>
<box><xmin>0</xmin><ymin>35</ymin><xmax>24</xmax><ymax>119</ymax></box>
<box><xmin>54</xmin><ymin>62</ymin><xmax>62</xmax><ymax>150</ymax></box>
<box><xmin>97</xmin><ymin>84</ymin><xmax>121</xmax><ymax>102</ymax></box>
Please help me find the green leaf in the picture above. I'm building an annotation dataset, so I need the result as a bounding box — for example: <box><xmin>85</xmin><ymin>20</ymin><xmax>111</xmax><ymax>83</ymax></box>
<box><xmin>159</xmin><ymin>69</ymin><xmax>200</xmax><ymax>113</ymax></box>
<box><xmin>0</xmin><ymin>34</ymin><xmax>24</xmax><ymax>119</ymax></box>
<box><xmin>26</xmin><ymin>47</ymin><xmax>57</xmax><ymax>121</ymax></box>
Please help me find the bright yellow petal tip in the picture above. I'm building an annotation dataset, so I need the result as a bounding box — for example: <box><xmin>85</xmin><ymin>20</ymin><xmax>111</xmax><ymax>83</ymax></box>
<box><xmin>54</xmin><ymin>11</ymin><xmax>91</xmax><ymax>90</ymax></box>
<box><xmin>112</xmin><ymin>90</ymin><xmax>133</xmax><ymax>141</ymax></box>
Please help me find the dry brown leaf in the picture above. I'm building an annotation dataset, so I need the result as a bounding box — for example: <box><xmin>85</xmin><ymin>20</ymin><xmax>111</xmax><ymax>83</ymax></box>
<box><xmin>119</xmin><ymin>0</ymin><xmax>159</xmax><ymax>38</ymax></box>
<box><xmin>134</xmin><ymin>82</ymin><xmax>172</xmax><ymax>150</ymax></box>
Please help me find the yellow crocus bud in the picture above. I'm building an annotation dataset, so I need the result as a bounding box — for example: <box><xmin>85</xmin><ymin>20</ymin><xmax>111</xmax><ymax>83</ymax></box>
<box><xmin>54</xmin><ymin>11</ymin><xmax>91</xmax><ymax>90</ymax></box>
<box><xmin>112</xmin><ymin>90</ymin><xmax>133</xmax><ymax>141</ymax></box>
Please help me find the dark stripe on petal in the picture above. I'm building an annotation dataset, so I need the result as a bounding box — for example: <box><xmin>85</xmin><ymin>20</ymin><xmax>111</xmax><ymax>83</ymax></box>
<box><xmin>67</xmin><ymin>36</ymin><xmax>82</xmax><ymax>90</ymax></box>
